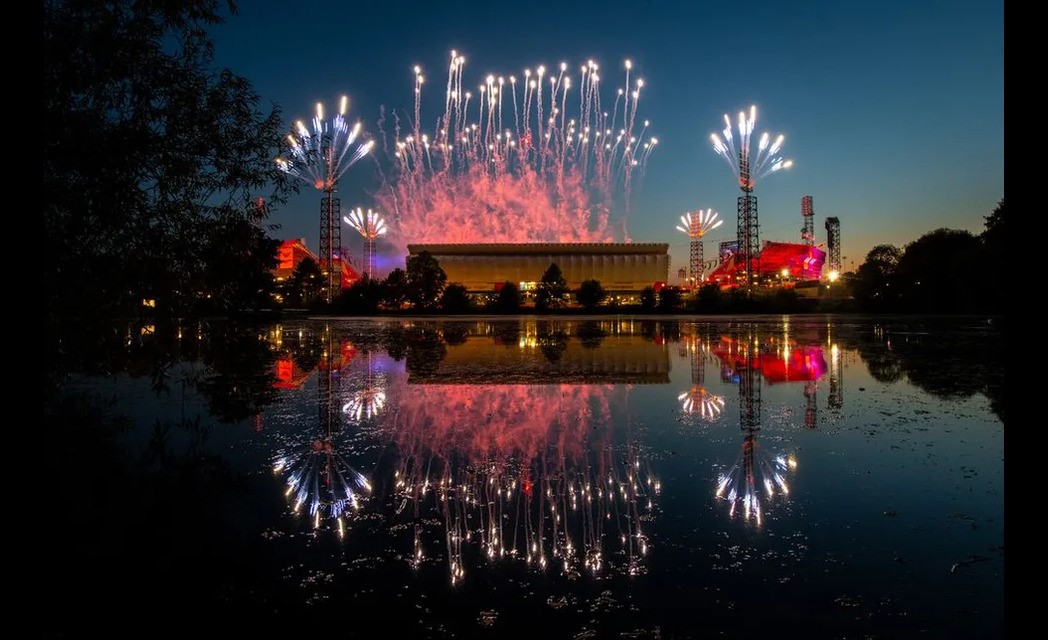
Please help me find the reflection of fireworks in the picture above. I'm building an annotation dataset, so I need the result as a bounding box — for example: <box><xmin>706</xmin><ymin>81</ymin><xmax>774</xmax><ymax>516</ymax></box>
<box><xmin>393</xmin><ymin>443</ymin><xmax>659</xmax><ymax>584</ymax></box>
<box><xmin>383</xmin><ymin>382</ymin><xmax>658</xmax><ymax>583</ymax></box>
<box><xmin>273</xmin><ymin>437</ymin><xmax>372</xmax><ymax>537</ymax></box>
<box><xmin>714</xmin><ymin>433</ymin><xmax>796</xmax><ymax>526</ymax></box>
<box><xmin>710</xmin><ymin>105</ymin><xmax>792</xmax><ymax>191</ymax></box>
<box><xmin>678</xmin><ymin>385</ymin><xmax>725</xmax><ymax>419</ymax></box>
<box><xmin>277</xmin><ymin>96</ymin><xmax>374</xmax><ymax>191</ymax></box>
<box><xmin>343</xmin><ymin>386</ymin><xmax>386</xmax><ymax>420</ymax></box>
<box><xmin>377</xmin><ymin>52</ymin><xmax>658</xmax><ymax>254</ymax></box>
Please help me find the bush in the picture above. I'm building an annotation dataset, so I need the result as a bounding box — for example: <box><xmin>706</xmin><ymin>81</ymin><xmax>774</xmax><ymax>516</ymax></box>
<box><xmin>440</xmin><ymin>283</ymin><xmax>472</xmax><ymax>313</ymax></box>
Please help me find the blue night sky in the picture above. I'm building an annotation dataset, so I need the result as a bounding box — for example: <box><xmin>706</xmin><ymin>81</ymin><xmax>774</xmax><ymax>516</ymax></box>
<box><xmin>212</xmin><ymin>0</ymin><xmax>1003</xmax><ymax>275</ymax></box>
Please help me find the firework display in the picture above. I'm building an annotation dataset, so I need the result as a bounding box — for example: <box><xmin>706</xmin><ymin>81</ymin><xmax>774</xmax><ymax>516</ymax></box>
<box><xmin>676</xmin><ymin>208</ymin><xmax>724</xmax><ymax>284</ymax></box>
<box><xmin>344</xmin><ymin>207</ymin><xmax>388</xmax><ymax>278</ymax></box>
<box><xmin>710</xmin><ymin>105</ymin><xmax>793</xmax><ymax>289</ymax></box>
<box><xmin>273</xmin><ymin>437</ymin><xmax>372</xmax><ymax>538</ymax></box>
<box><xmin>376</xmin><ymin>51</ymin><xmax>658</xmax><ymax>255</ymax></box>
<box><xmin>277</xmin><ymin>96</ymin><xmax>375</xmax><ymax>190</ymax></box>
<box><xmin>277</xmin><ymin>96</ymin><xmax>375</xmax><ymax>301</ymax></box>
<box><xmin>710</xmin><ymin>105</ymin><xmax>792</xmax><ymax>193</ymax></box>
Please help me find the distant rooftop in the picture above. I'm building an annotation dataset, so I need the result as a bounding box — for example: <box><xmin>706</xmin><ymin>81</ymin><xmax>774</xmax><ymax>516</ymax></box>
<box><xmin>408</xmin><ymin>242</ymin><xmax>669</xmax><ymax>256</ymax></box>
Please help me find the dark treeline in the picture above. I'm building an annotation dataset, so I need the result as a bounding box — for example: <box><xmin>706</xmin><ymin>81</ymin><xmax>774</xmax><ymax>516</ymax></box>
<box><xmin>851</xmin><ymin>199</ymin><xmax>1005</xmax><ymax>314</ymax></box>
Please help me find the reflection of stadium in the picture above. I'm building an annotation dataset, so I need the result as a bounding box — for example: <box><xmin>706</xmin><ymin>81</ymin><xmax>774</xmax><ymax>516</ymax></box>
<box><xmin>408</xmin><ymin>243</ymin><xmax>669</xmax><ymax>294</ymax></box>
<box><xmin>404</xmin><ymin>318</ymin><xmax>666</xmax><ymax>383</ymax></box>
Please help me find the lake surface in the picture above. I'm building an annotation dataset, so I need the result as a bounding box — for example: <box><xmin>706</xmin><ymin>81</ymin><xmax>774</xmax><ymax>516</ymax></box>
<box><xmin>56</xmin><ymin>316</ymin><xmax>1004</xmax><ymax>637</ymax></box>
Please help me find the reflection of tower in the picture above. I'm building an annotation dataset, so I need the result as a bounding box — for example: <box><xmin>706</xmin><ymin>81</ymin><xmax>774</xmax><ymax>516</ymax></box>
<box><xmin>318</xmin><ymin>324</ymin><xmax>341</xmax><ymax>438</ymax></box>
<box><xmin>678</xmin><ymin>333</ymin><xmax>725</xmax><ymax>419</ymax></box>
<box><xmin>272</xmin><ymin>326</ymin><xmax>371</xmax><ymax>537</ymax></box>
<box><xmin>825</xmin><ymin>217</ymin><xmax>841</xmax><ymax>276</ymax></box>
<box><xmin>828</xmin><ymin>343</ymin><xmax>843</xmax><ymax>414</ymax></box>
<box><xmin>739</xmin><ymin>333</ymin><xmax>762</xmax><ymax>433</ymax></box>
<box><xmin>803</xmin><ymin>379</ymin><xmax>817</xmax><ymax>429</ymax></box>
<box><xmin>801</xmin><ymin>195</ymin><xmax>815</xmax><ymax>245</ymax></box>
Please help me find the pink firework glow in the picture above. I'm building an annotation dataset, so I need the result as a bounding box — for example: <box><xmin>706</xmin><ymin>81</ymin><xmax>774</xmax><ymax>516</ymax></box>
<box><xmin>376</xmin><ymin>51</ymin><xmax>659</xmax><ymax>256</ymax></box>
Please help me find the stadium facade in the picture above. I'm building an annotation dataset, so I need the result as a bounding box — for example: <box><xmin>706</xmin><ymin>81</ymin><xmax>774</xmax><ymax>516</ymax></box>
<box><xmin>407</xmin><ymin>243</ymin><xmax>670</xmax><ymax>294</ymax></box>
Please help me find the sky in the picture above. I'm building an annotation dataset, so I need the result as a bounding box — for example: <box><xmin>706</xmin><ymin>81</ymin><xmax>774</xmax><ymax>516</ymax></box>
<box><xmin>211</xmin><ymin>0</ymin><xmax>1003</xmax><ymax>276</ymax></box>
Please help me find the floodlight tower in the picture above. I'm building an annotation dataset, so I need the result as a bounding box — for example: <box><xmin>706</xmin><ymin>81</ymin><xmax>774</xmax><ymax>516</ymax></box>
<box><xmin>825</xmin><ymin>216</ymin><xmax>841</xmax><ymax>279</ymax></box>
<box><xmin>277</xmin><ymin>96</ymin><xmax>374</xmax><ymax>303</ymax></box>
<box><xmin>710</xmin><ymin>106</ymin><xmax>793</xmax><ymax>293</ymax></box>
<box><xmin>676</xmin><ymin>209</ymin><xmax>724</xmax><ymax>286</ymax></box>
<box><xmin>344</xmin><ymin>208</ymin><xmax>388</xmax><ymax>279</ymax></box>
<box><xmin>801</xmin><ymin>196</ymin><xmax>815</xmax><ymax>245</ymax></box>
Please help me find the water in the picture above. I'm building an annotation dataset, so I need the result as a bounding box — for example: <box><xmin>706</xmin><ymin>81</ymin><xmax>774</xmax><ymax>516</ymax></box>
<box><xmin>56</xmin><ymin>316</ymin><xmax>1003</xmax><ymax>637</ymax></box>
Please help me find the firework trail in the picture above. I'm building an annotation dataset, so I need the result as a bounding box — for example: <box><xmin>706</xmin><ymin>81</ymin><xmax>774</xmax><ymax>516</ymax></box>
<box><xmin>710</xmin><ymin>105</ymin><xmax>792</xmax><ymax>191</ymax></box>
<box><xmin>277</xmin><ymin>95</ymin><xmax>375</xmax><ymax>191</ymax></box>
<box><xmin>376</xmin><ymin>51</ymin><xmax>659</xmax><ymax>256</ymax></box>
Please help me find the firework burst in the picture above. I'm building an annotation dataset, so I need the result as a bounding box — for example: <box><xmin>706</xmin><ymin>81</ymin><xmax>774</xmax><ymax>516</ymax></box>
<box><xmin>344</xmin><ymin>207</ymin><xmax>388</xmax><ymax>276</ymax></box>
<box><xmin>376</xmin><ymin>51</ymin><xmax>658</xmax><ymax>255</ymax></box>
<box><xmin>710</xmin><ymin>105</ymin><xmax>792</xmax><ymax>191</ymax></box>
<box><xmin>676</xmin><ymin>208</ymin><xmax>723</xmax><ymax>240</ymax></box>
<box><xmin>277</xmin><ymin>95</ymin><xmax>375</xmax><ymax>192</ymax></box>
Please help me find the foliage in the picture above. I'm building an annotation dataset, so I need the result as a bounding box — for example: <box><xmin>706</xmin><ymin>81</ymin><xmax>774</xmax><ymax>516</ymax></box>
<box><xmin>536</xmin><ymin>263</ymin><xmax>569</xmax><ymax>311</ymax></box>
<box><xmin>382</xmin><ymin>268</ymin><xmax>409</xmax><ymax>310</ymax></box>
<box><xmin>440</xmin><ymin>283</ymin><xmax>473</xmax><ymax>313</ymax></box>
<box><xmin>695</xmin><ymin>283</ymin><xmax>723</xmax><ymax>311</ymax></box>
<box><xmin>490</xmin><ymin>282</ymin><xmax>522</xmax><ymax>313</ymax></box>
<box><xmin>406</xmin><ymin>251</ymin><xmax>448</xmax><ymax>310</ymax></box>
<box><xmin>44</xmin><ymin>0</ymin><xmax>293</xmax><ymax>324</ymax></box>
<box><xmin>658</xmin><ymin>286</ymin><xmax>684</xmax><ymax>311</ymax></box>
<box><xmin>640</xmin><ymin>286</ymin><xmax>657</xmax><ymax>311</ymax></box>
<box><xmin>283</xmin><ymin>256</ymin><xmax>322</xmax><ymax>308</ymax></box>
<box><xmin>336</xmin><ymin>276</ymin><xmax>384</xmax><ymax>314</ymax></box>
<box><xmin>852</xmin><ymin>244</ymin><xmax>902</xmax><ymax>310</ymax></box>
<box><xmin>575</xmin><ymin>279</ymin><xmax>607</xmax><ymax>310</ymax></box>
<box><xmin>894</xmin><ymin>229</ymin><xmax>982</xmax><ymax>313</ymax></box>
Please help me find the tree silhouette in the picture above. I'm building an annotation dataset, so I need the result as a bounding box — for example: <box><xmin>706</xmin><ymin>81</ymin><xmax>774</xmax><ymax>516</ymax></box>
<box><xmin>576</xmin><ymin>279</ymin><xmax>607</xmax><ymax>310</ymax></box>
<box><xmin>406</xmin><ymin>251</ymin><xmax>448</xmax><ymax>310</ymax></box>
<box><xmin>536</xmin><ymin>263</ymin><xmax>569</xmax><ymax>311</ymax></box>
<box><xmin>44</xmin><ymin>0</ymin><xmax>292</xmax><ymax>325</ymax></box>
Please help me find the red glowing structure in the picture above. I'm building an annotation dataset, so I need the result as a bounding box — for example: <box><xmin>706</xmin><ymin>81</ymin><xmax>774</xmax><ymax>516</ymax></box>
<box><xmin>706</xmin><ymin>241</ymin><xmax>825</xmax><ymax>287</ymax></box>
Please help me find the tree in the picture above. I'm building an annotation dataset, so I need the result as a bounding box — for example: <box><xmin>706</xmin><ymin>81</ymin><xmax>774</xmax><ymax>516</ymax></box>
<box><xmin>695</xmin><ymin>283</ymin><xmax>723</xmax><ymax>312</ymax></box>
<box><xmin>337</xmin><ymin>276</ymin><xmax>383</xmax><ymax>314</ymax></box>
<box><xmin>894</xmin><ymin>229</ymin><xmax>981</xmax><ymax>313</ymax></box>
<box><xmin>406</xmin><ymin>251</ymin><xmax>448</xmax><ymax>310</ymax></box>
<box><xmin>44</xmin><ymin>0</ymin><xmax>292</xmax><ymax>324</ymax></box>
<box><xmin>536</xmin><ymin>263</ymin><xmax>570</xmax><ymax>311</ymax></box>
<box><xmin>853</xmin><ymin>244</ymin><xmax>902</xmax><ymax>310</ymax></box>
<box><xmin>658</xmin><ymin>286</ymin><xmax>683</xmax><ymax>311</ymax></box>
<box><xmin>640</xmin><ymin>286</ymin><xmax>657</xmax><ymax>311</ymax></box>
<box><xmin>490</xmin><ymin>282</ymin><xmax>521</xmax><ymax>313</ymax></box>
<box><xmin>285</xmin><ymin>257</ymin><xmax>322</xmax><ymax>308</ymax></box>
<box><xmin>382</xmin><ymin>268</ymin><xmax>409</xmax><ymax>310</ymax></box>
<box><xmin>575</xmin><ymin>279</ymin><xmax>606</xmax><ymax>310</ymax></box>
<box><xmin>440</xmin><ymin>283</ymin><xmax>472</xmax><ymax>313</ymax></box>
<box><xmin>981</xmin><ymin>199</ymin><xmax>1005</xmax><ymax>313</ymax></box>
